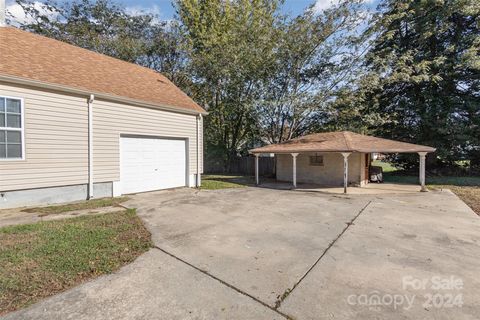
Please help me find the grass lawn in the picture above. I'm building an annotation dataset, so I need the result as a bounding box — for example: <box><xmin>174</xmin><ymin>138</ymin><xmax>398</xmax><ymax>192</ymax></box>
<box><xmin>371</xmin><ymin>160</ymin><xmax>398</xmax><ymax>173</ymax></box>
<box><xmin>383</xmin><ymin>174</ymin><xmax>480</xmax><ymax>186</ymax></box>
<box><xmin>201</xmin><ymin>175</ymin><xmax>255</xmax><ymax>190</ymax></box>
<box><xmin>22</xmin><ymin>196</ymin><xmax>130</xmax><ymax>216</ymax></box>
<box><xmin>0</xmin><ymin>209</ymin><xmax>151</xmax><ymax>315</ymax></box>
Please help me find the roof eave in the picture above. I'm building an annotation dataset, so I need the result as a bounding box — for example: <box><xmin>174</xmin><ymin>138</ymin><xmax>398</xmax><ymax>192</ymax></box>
<box><xmin>355</xmin><ymin>148</ymin><xmax>436</xmax><ymax>153</ymax></box>
<box><xmin>0</xmin><ymin>74</ymin><xmax>209</xmax><ymax>116</ymax></box>
<box><xmin>249</xmin><ymin>149</ymin><xmax>354</xmax><ymax>154</ymax></box>
<box><xmin>249</xmin><ymin>148</ymin><xmax>437</xmax><ymax>154</ymax></box>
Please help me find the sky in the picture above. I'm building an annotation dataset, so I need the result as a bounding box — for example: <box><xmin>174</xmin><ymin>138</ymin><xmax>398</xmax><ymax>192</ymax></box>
<box><xmin>6</xmin><ymin>0</ymin><xmax>379</xmax><ymax>22</ymax></box>
<box><xmin>121</xmin><ymin>0</ymin><xmax>318</xmax><ymax>19</ymax></box>
<box><xmin>107</xmin><ymin>0</ymin><xmax>378</xmax><ymax>19</ymax></box>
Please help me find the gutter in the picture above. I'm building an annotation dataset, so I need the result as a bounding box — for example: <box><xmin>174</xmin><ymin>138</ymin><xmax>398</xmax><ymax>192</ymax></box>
<box><xmin>0</xmin><ymin>75</ymin><xmax>208</xmax><ymax>116</ymax></box>
<box><xmin>88</xmin><ymin>94</ymin><xmax>94</xmax><ymax>199</ymax></box>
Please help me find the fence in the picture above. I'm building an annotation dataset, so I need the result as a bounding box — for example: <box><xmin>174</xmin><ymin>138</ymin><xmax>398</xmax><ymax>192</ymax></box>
<box><xmin>205</xmin><ymin>156</ymin><xmax>275</xmax><ymax>176</ymax></box>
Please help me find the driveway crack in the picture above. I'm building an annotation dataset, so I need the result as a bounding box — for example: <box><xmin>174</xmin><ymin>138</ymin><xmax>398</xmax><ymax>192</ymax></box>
<box><xmin>274</xmin><ymin>200</ymin><xmax>373</xmax><ymax>309</ymax></box>
<box><xmin>152</xmin><ymin>245</ymin><xmax>293</xmax><ymax>320</ymax></box>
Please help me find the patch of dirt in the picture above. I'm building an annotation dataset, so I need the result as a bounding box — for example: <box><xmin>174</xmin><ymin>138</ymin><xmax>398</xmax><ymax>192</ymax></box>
<box><xmin>0</xmin><ymin>206</ymin><xmax>123</xmax><ymax>228</ymax></box>
<box><xmin>41</xmin><ymin>206</ymin><xmax>123</xmax><ymax>221</ymax></box>
<box><xmin>450</xmin><ymin>186</ymin><xmax>480</xmax><ymax>215</ymax></box>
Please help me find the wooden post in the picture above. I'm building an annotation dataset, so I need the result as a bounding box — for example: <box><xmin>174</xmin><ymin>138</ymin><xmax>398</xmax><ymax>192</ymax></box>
<box><xmin>291</xmin><ymin>153</ymin><xmax>299</xmax><ymax>188</ymax></box>
<box><xmin>341</xmin><ymin>153</ymin><xmax>351</xmax><ymax>194</ymax></box>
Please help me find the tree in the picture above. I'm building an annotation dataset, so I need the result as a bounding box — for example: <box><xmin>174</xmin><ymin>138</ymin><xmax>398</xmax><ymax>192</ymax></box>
<box><xmin>10</xmin><ymin>0</ymin><xmax>193</xmax><ymax>92</ymax></box>
<box><xmin>139</xmin><ymin>20</ymin><xmax>193</xmax><ymax>90</ymax></box>
<box><xmin>257</xmin><ymin>0</ymin><xmax>369</xmax><ymax>144</ymax></box>
<box><xmin>11</xmin><ymin>0</ymin><xmax>158</xmax><ymax>62</ymax></box>
<box><xmin>364</xmin><ymin>0</ymin><xmax>480</xmax><ymax>169</ymax></box>
<box><xmin>175</xmin><ymin>0</ymin><xmax>280</xmax><ymax>171</ymax></box>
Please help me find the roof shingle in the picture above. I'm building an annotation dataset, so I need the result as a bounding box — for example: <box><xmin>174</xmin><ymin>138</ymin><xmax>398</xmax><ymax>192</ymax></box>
<box><xmin>0</xmin><ymin>27</ymin><xmax>205</xmax><ymax>114</ymax></box>
<box><xmin>249</xmin><ymin>131</ymin><xmax>436</xmax><ymax>154</ymax></box>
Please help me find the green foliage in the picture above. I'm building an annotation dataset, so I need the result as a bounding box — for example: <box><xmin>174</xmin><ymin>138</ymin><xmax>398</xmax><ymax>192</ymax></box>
<box><xmin>11</xmin><ymin>0</ymin><xmax>187</xmax><ymax>80</ymax></box>
<box><xmin>12</xmin><ymin>0</ymin><xmax>156</xmax><ymax>62</ymax></box>
<box><xmin>175</xmin><ymin>0</ymin><xmax>281</xmax><ymax>170</ymax></box>
<box><xmin>176</xmin><ymin>0</ymin><xmax>369</xmax><ymax>170</ymax></box>
<box><xmin>8</xmin><ymin>0</ymin><xmax>479</xmax><ymax>173</ymax></box>
<box><xmin>259</xmin><ymin>0</ymin><xmax>369</xmax><ymax>143</ymax></box>
<box><xmin>200</xmin><ymin>175</ymin><xmax>252</xmax><ymax>189</ymax></box>
<box><xmin>362</xmin><ymin>0</ymin><xmax>480</xmax><ymax>169</ymax></box>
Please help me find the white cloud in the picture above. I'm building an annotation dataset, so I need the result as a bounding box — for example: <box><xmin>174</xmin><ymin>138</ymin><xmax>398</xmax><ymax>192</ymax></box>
<box><xmin>313</xmin><ymin>0</ymin><xmax>341</xmax><ymax>12</ymax></box>
<box><xmin>125</xmin><ymin>4</ymin><xmax>161</xmax><ymax>17</ymax></box>
<box><xmin>6</xmin><ymin>1</ymin><xmax>59</xmax><ymax>26</ymax></box>
<box><xmin>313</xmin><ymin>0</ymin><xmax>375</xmax><ymax>13</ymax></box>
<box><xmin>6</xmin><ymin>1</ymin><xmax>163</xmax><ymax>27</ymax></box>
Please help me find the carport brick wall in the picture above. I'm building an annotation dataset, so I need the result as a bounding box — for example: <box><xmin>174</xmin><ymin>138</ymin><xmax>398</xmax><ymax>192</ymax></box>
<box><xmin>276</xmin><ymin>152</ymin><xmax>362</xmax><ymax>186</ymax></box>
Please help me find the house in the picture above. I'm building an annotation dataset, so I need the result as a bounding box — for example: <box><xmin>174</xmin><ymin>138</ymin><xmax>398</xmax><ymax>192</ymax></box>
<box><xmin>249</xmin><ymin>131</ymin><xmax>436</xmax><ymax>193</ymax></box>
<box><xmin>0</xmin><ymin>27</ymin><xmax>206</xmax><ymax>209</ymax></box>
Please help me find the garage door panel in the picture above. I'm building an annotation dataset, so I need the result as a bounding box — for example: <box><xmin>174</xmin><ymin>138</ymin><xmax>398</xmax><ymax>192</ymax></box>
<box><xmin>120</xmin><ymin>137</ymin><xmax>186</xmax><ymax>194</ymax></box>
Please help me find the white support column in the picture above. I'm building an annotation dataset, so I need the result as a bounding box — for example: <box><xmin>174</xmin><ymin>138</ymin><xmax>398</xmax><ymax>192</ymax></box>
<box><xmin>255</xmin><ymin>154</ymin><xmax>260</xmax><ymax>185</ymax></box>
<box><xmin>291</xmin><ymin>153</ymin><xmax>299</xmax><ymax>188</ymax></box>
<box><xmin>341</xmin><ymin>153</ymin><xmax>351</xmax><ymax>194</ymax></box>
<box><xmin>418</xmin><ymin>152</ymin><xmax>427</xmax><ymax>192</ymax></box>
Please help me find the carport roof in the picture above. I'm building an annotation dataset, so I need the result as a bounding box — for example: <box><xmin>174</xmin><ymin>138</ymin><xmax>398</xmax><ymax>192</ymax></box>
<box><xmin>249</xmin><ymin>131</ymin><xmax>436</xmax><ymax>154</ymax></box>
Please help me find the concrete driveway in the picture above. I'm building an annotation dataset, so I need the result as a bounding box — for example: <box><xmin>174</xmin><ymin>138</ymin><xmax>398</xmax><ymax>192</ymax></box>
<box><xmin>4</xmin><ymin>187</ymin><xmax>480</xmax><ymax>320</ymax></box>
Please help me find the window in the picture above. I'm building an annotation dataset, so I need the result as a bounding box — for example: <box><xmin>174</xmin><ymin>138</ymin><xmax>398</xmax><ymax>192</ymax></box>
<box><xmin>0</xmin><ymin>97</ymin><xmax>24</xmax><ymax>159</ymax></box>
<box><xmin>309</xmin><ymin>154</ymin><xmax>324</xmax><ymax>166</ymax></box>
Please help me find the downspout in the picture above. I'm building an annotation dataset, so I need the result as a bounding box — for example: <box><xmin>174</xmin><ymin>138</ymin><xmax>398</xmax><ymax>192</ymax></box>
<box><xmin>88</xmin><ymin>94</ymin><xmax>95</xmax><ymax>199</ymax></box>
<box><xmin>196</xmin><ymin>114</ymin><xmax>202</xmax><ymax>187</ymax></box>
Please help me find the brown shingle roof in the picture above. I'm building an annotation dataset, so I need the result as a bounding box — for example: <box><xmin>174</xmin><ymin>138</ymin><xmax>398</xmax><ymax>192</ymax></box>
<box><xmin>0</xmin><ymin>27</ymin><xmax>205</xmax><ymax>114</ymax></box>
<box><xmin>250</xmin><ymin>131</ymin><xmax>436</xmax><ymax>154</ymax></box>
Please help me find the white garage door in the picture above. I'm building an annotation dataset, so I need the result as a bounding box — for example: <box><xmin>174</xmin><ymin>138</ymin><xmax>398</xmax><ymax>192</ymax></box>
<box><xmin>120</xmin><ymin>137</ymin><xmax>187</xmax><ymax>194</ymax></box>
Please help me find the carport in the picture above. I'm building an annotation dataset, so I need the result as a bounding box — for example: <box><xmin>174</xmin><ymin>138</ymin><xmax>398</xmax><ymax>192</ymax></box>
<box><xmin>249</xmin><ymin>131</ymin><xmax>436</xmax><ymax>193</ymax></box>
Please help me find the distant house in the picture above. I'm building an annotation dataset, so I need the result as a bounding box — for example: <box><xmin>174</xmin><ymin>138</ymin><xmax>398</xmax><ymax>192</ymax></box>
<box><xmin>250</xmin><ymin>131</ymin><xmax>436</xmax><ymax>193</ymax></box>
<box><xmin>0</xmin><ymin>27</ymin><xmax>206</xmax><ymax>209</ymax></box>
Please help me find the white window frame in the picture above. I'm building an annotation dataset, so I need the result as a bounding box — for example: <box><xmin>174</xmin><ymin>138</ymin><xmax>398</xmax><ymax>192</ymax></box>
<box><xmin>0</xmin><ymin>96</ymin><xmax>25</xmax><ymax>161</ymax></box>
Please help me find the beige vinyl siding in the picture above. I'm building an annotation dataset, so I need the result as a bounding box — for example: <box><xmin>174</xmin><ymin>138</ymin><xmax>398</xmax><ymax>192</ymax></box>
<box><xmin>0</xmin><ymin>82</ymin><xmax>89</xmax><ymax>191</ymax></box>
<box><xmin>0</xmin><ymin>81</ymin><xmax>203</xmax><ymax>192</ymax></box>
<box><xmin>92</xmin><ymin>98</ymin><xmax>202</xmax><ymax>183</ymax></box>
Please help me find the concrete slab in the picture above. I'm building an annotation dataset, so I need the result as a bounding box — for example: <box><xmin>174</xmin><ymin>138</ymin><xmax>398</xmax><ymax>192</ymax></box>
<box><xmin>279</xmin><ymin>190</ymin><xmax>480</xmax><ymax>319</ymax></box>
<box><xmin>299</xmin><ymin>182</ymin><xmax>422</xmax><ymax>194</ymax></box>
<box><xmin>3</xmin><ymin>187</ymin><xmax>479</xmax><ymax>320</ymax></box>
<box><xmin>126</xmin><ymin>188</ymin><xmax>370</xmax><ymax>307</ymax></box>
<box><xmin>3</xmin><ymin>249</ymin><xmax>283</xmax><ymax>320</ymax></box>
<box><xmin>259</xmin><ymin>181</ymin><xmax>422</xmax><ymax>194</ymax></box>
